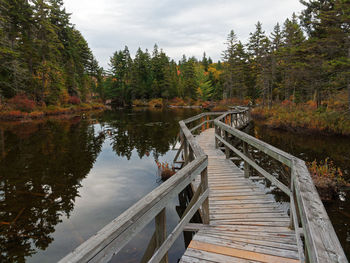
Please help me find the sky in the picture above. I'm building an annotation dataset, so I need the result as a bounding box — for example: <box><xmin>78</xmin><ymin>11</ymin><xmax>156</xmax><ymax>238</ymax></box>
<box><xmin>63</xmin><ymin>0</ymin><xmax>305</xmax><ymax>69</ymax></box>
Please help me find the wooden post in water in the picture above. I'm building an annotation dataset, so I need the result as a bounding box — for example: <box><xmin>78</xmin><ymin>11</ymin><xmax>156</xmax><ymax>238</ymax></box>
<box><xmin>243</xmin><ymin>141</ymin><xmax>251</xmax><ymax>178</ymax></box>
<box><xmin>188</xmin><ymin>146</ymin><xmax>194</xmax><ymax>162</ymax></box>
<box><xmin>155</xmin><ymin>208</ymin><xmax>168</xmax><ymax>263</ymax></box>
<box><xmin>201</xmin><ymin>167</ymin><xmax>210</xmax><ymax>224</ymax></box>
<box><xmin>181</xmin><ymin>131</ymin><xmax>189</xmax><ymax>165</ymax></box>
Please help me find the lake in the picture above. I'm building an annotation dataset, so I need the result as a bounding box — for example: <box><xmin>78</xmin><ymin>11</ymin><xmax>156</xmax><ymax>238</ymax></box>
<box><xmin>0</xmin><ymin>108</ymin><xmax>349</xmax><ymax>262</ymax></box>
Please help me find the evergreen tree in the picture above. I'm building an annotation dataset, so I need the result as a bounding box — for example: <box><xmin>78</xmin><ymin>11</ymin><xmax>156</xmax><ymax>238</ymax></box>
<box><xmin>201</xmin><ymin>52</ymin><xmax>209</xmax><ymax>71</ymax></box>
<box><xmin>247</xmin><ymin>22</ymin><xmax>271</xmax><ymax>103</ymax></box>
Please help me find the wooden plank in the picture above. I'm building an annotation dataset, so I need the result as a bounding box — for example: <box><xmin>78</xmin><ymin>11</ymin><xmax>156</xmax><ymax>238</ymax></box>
<box><xmin>192</xmin><ymin>235</ymin><xmax>299</xmax><ymax>259</ymax></box>
<box><xmin>200</xmin><ymin>232</ymin><xmax>299</xmax><ymax>251</ymax></box>
<box><xmin>215</xmin><ymin>134</ymin><xmax>291</xmax><ymax>196</ymax></box>
<box><xmin>188</xmin><ymin>240</ymin><xmax>300</xmax><ymax>263</ymax></box>
<box><xmin>183</xmin><ymin>248</ymin><xmax>260</xmax><ymax>263</ymax></box>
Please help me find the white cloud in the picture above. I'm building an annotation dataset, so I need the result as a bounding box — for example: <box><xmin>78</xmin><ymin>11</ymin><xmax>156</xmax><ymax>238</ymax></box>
<box><xmin>63</xmin><ymin>0</ymin><xmax>304</xmax><ymax>69</ymax></box>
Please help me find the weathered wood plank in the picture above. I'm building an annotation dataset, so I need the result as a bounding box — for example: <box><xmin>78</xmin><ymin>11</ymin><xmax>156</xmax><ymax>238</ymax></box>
<box><xmin>188</xmin><ymin>240</ymin><xmax>300</xmax><ymax>263</ymax></box>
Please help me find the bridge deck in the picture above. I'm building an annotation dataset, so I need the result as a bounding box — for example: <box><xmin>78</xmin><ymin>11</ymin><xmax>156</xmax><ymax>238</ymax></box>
<box><xmin>180</xmin><ymin>128</ymin><xmax>301</xmax><ymax>263</ymax></box>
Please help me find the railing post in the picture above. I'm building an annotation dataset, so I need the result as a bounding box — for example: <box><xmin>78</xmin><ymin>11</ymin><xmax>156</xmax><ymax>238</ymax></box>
<box><xmin>201</xmin><ymin>167</ymin><xmax>210</xmax><ymax>224</ymax></box>
<box><xmin>181</xmin><ymin>132</ymin><xmax>189</xmax><ymax>165</ymax></box>
<box><xmin>189</xmin><ymin>146</ymin><xmax>194</xmax><ymax>162</ymax></box>
<box><xmin>206</xmin><ymin>115</ymin><xmax>210</xmax><ymax>129</ymax></box>
<box><xmin>224</xmin><ymin>130</ymin><xmax>230</xmax><ymax>159</ymax></box>
<box><xmin>243</xmin><ymin>141</ymin><xmax>251</xmax><ymax>178</ymax></box>
<box><xmin>215</xmin><ymin>125</ymin><xmax>219</xmax><ymax>149</ymax></box>
<box><xmin>155</xmin><ymin>208</ymin><xmax>168</xmax><ymax>263</ymax></box>
<box><xmin>289</xmin><ymin>177</ymin><xmax>295</xmax><ymax>230</ymax></box>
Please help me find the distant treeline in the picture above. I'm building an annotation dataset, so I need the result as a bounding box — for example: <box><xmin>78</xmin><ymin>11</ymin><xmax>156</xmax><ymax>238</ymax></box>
<box><xmin>0</xmin><ymin>0</ymin><xmax>102</xmax><ymax>105</ymax></box>
<box><xmin>1</xmin><ymin>0</ymin><xmax>349</xmax><ymax>109</ymax></box>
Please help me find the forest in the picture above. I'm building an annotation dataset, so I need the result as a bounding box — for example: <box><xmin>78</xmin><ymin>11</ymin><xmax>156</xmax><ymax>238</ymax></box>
<box><xmin>0</xmin><ymin>0</ymin><xmax>349</xmax><ymax>133</ymax></box>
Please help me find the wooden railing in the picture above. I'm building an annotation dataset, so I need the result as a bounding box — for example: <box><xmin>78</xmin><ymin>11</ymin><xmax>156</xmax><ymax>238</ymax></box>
<box><xmin>58</xmin><ymin>111</ymin><xmax>240</xmax><ymax>263</ymax></box>
<box><xmin>214</xmin><ymin>108</ymin><xmax>348</xmax><ymax>263</ymax></box>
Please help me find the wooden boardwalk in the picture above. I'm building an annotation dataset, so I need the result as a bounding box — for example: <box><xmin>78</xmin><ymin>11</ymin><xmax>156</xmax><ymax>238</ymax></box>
<box><xmin>60</xmin><ymin>109</ymin><xmax>347</xmax><ymax>263</ymax></box>
<box><xmin>181</xmin><ymin>128</ymin><xmax>300</xmax><ymax>263</ymax></box>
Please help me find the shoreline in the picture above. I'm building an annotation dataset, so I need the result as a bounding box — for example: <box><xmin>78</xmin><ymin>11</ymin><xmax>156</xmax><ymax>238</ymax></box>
<box><xmin>0</xmin><ymin>105</ymin><xmax>106</xmax><ymax>122</ymax></box>
<box><xmin>252</xmin><ymin>112</ymin><xmax>350</xmax><ymax>137</ymax></box>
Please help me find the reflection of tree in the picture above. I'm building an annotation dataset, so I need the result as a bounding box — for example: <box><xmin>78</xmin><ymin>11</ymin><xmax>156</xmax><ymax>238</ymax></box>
<box><xmin>100</xmin><ymin>109</ymin><xmax>200</xmax><ymax>160</ymax></box>
<box><xmin>0</xmin><ymin>118</ymin><xmax>104</xmax><ymax>262</ymax></box>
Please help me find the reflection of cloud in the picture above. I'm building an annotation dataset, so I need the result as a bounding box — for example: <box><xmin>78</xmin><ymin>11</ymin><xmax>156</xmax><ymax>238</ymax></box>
<box><xmin>63</xmin><ymin>0</ymin><xmax>304</xmax><ymax>68</ymax></box>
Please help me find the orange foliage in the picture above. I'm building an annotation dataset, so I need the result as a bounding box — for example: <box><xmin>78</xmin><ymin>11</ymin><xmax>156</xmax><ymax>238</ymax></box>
<box><xmin>307</xmin><ymin>158</ymin><xmax>348</xmax><ymax>200</ymax></box>
<box><xmin>8</xmin><ymin>94</ymin><xmax>36</xmax><ymax>112</ymax></box>
<box><xmin>155</xmin><ymin>160</ymin><xmax>175</xmax><ymax>180</ymax></box>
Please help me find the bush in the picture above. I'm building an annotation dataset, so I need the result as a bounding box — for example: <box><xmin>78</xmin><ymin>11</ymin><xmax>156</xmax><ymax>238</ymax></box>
<box><xmin>155</xmin><ymin>161</ymin><xmax>175</xmax><ymax>181</ymax></box>
<box><xmin>8</xmin><ymin>94</ymin><xmax>36</xmax><ymax>112</ymax></box>
<box><xmin>149</xmin><ymin>98</ymin><xmax>163</xmax><ymax>108</ymax></box>
<box><xmin>68</xmin><ymin>96</ymin><xmax>81</xmax><ymax>105</ymax></box>
<box><xmin>308</xmin><ymin>158</ymin><xmax>349</xmax><ymax>201</ymax></box>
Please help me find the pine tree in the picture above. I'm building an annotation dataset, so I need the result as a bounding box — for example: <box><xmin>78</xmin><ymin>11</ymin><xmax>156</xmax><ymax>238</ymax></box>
<box><xmin>202</xmin><ymin>52</ymin><xmax>209</xmax><ymax>71</ymax></box>
<box><xmin>247</xmin><ymin>22</ymin><xmax>270</xmax><ymax>103</ymax></box>
<box><xmin>222</xmin><ymin>30</ymin><xmax>238</xmax><ymax>99</ymax></box>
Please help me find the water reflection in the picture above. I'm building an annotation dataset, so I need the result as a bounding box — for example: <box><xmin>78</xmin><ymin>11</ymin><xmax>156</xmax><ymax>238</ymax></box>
<box><xmin>0</xmin><ymin>117</ymin><xmax>104</xmax><ymax>262</ymax></box>
<box><xmin>0</xmin><ymin>108</ymin><xmax>200</xmax><ymax>262</ymax></box>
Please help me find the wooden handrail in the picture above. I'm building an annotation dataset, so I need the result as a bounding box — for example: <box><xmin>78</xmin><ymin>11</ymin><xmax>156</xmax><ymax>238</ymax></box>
<box><xmin>214</xmin><ymin>108</ymin><xmax>348</xmax><ymax>263</ymax></box>
<box><xmin>59</xmin><ymin>111</ymin><xmax>229</xmax><ymax>263</ymax></box>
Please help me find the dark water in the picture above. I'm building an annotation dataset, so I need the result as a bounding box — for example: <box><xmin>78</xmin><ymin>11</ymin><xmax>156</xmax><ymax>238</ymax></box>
<box><xmin>250</xmin><ymin>120</ymin><xmax>350</xmax><ymax>259</ymax></box>
<box><xmin>0</xmin><ymin>110</ymin><xmax>349</xmax><ymax>262</ymax></box>
<box><xmin>0</xmin><ymin>108</ymin><xmax>200</xmax><ymax>263</ymax></box>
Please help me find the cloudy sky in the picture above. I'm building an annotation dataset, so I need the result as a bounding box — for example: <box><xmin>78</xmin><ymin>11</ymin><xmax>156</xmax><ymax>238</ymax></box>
<box><xmin>63</xmin><ymin>0</ymin><xmax>304</xmax><ymax>69</ymax></box>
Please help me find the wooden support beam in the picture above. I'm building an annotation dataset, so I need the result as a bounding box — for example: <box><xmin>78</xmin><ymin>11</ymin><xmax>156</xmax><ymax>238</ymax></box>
<box><xmin>201</xmin><ymin>167</ymin><xmax>210</xmax><ymax>224</ymax></box>
<box><xmin>243</xmin><ymin>141</ymin><xmax>251</xmax><ymax>178</ymax></box>
<box><xmin>155</xmin><ymin>208</ymin><xmax>168</xmax><ymax>263</ymax></box>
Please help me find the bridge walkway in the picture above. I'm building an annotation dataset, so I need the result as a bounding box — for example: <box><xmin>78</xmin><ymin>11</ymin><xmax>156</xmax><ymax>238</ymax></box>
<box><xmin>180</xmin><ymin>128</ymin><xmax>300</xmax><ymax>263</ymax></box>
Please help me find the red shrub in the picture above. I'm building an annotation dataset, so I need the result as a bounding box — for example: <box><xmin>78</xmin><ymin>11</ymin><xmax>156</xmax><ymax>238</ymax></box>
<box><xmin>8</xmin><ymin>94</ymin><xmax>36</xmax><ymax>112</ymax></box>
<box><xmin>68</xmin><ymin>96</ymin><xmax>81</xmax><ymax>105</ymax></box>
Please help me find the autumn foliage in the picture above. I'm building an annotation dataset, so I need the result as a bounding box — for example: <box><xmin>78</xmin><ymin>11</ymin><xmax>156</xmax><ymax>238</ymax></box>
<box><xmin>8</xmin><ymin>94</ymin><xmax>36</xmax><ymax>112</ymax></box>
<box><xmin>155</xmin><ymin>160</ymin><xmax>175</xmax><ymax>180</ymax></box>
<box><xmin>307</xmin><ymin>158</ymin><xmax>348</xmax><ymax>201</ymax></box>
<box><xmin>252</xmin><ymin>98</ymin><xmax>350</xmax><ymax>136</ymax></box>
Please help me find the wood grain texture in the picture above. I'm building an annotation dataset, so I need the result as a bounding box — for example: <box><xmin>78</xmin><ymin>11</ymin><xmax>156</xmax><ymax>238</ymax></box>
<box><xmin>181</xmin><ymin>128</ymin><xmax>302</xmax><ymax>263</ymax></box>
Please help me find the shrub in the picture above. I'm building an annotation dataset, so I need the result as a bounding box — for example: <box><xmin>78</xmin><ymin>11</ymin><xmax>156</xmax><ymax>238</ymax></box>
<box><xmin>8</xmin><ymin>94</ymin><xmax>36</xmax><ymax>112</ymax></box>
<box><xmin>155</xmin><ymin>160</ymin><xmax>175</xmax><ymax>180</ymax></box>
<box><xmin>149</xmin><ymin>98</ymin><xmax>163</xmax><ymax>108</ymax></box>
<box><xmin>307</xmin><ymin>158</ymin><xmax>349</xmax><ymax>201</ymax></box>
<box><xmin>68</xmin><ymin>96</ymin><xmax>81</xmax><ymax>105</ymax></box>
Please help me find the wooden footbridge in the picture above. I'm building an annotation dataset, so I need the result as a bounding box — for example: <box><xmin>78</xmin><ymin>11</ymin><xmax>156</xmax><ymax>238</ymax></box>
<box><xmin>60</xmin><ymin>108</ymin><xmax>347</xmax><ymax>263</ymax></box>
